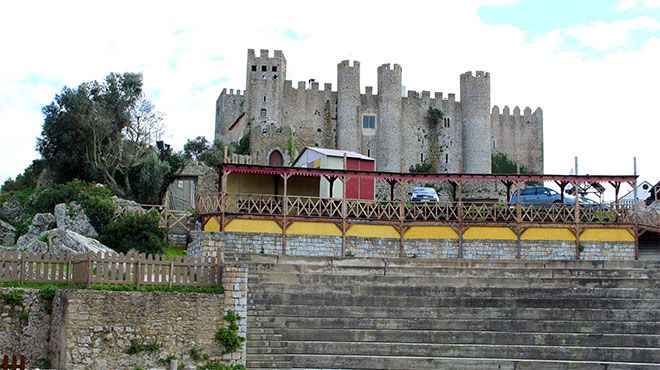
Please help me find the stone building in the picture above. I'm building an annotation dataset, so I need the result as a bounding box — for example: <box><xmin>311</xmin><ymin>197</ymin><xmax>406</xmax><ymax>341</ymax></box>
<box><xmin>215</xmin><ymin>49</ymin><xmax>543</xmax><ymax>174</ymax></box>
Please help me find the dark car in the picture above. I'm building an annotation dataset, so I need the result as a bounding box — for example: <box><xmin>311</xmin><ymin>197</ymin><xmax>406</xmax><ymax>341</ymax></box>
<box><xmin>410</xmin><ymin>187</ymin><xmax>439</xmax><ymax>203</ymax></box>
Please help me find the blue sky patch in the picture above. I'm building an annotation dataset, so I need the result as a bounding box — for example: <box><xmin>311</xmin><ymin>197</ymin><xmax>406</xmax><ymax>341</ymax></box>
<box><xmin>280</xmin><ymin>29</ymin><xmax>306</xmax><ymax>41</ymax></box>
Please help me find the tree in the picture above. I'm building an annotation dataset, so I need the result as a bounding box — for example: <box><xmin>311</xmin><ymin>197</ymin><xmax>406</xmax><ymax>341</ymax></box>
<box><xmin>183</xmin><ymin>136</ymin><xmax>210</xmax><ymax>160</ymax></box>
<box><xmin>409</xmin><ymin>161</ymin><xmax>435</xmax><ymax>173</ymax></box>
<box><xmin>37</xmin><ymin>72</ymin><xmax>164</xmax><ymax>196</ymax></box>
<box><xmin>424</xmin><ymin>107</ymin><xmax>443</xmax><ymax>172</ymax></box>
<box><xmin>491</xmin><ymin>152</ymin><xmax>533</xmax><ymax>174</ymax></box>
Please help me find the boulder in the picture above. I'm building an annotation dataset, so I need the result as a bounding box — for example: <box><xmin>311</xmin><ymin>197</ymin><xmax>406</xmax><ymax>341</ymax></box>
<box><xmin>112</xmin><ymin>196</ymin><xmax>142</xmax><ymax>214</ymax></box>
<box><xmin>0</xmin><ymin>198</ymin><xmax>23</xmax><ymax>222</ymax></box>
<box><xmin>16</xmin><ymin>213</ymin><xmax>56</xmax><ymax>247</ymax></box>
<box><xmin>54</xmin><ymin>202</ymin><xmax>98</xmax><ymax>238</ymax></box>
<box><xmin>0</xmin><ymin>219</ymin><xmax>16</xmax><ymax>246</ymax></box>
<box><xmin>23</xmin><ymin>228</ymin><xmax>114</xmax><ymax>255</ymax></box>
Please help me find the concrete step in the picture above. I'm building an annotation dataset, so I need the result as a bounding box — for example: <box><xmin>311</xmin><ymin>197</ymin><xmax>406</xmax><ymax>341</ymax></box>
<box><xmin>248</xmin><ymin>285</ymin><xmax>660</xmax><ymax>300</ymax></box>
<box><xmin>242</xmin><ymin>254</ymin><xmax>660</xmax><ymax>270</ymax></box>
<box><xmin>247</xmin><ymin>316</ymin><xmax>660</xmax><ymax>334</ymax></box>
<box><xmin>265</xmin><ymin>328</ymin><xmax>659</xmax><ymax>348</ymax></box>
<box><xmin>248</xmin><ymin>292</ymin><xmax>658</xmax><ymax>310</ymax></box>
<box><xmin>247</xmin><ymin>274</ymin><xmax>659</xmax><ymax>289</ymax></box>
<box><xmin>248</xmin><ymin>304</ymin><xmax>659</xmax><ymax>321</ymax></box>
<box><xmin>270</xmin><ymin>341</ymin><xmax>660</xmax><ymax>363</ymax></box>
<box><xmin>248</xmin><ymin>264</ymin><xmax>658</xmax><ymax>279</ymax></box>
<box><xmin>285</xmin><ymin>354</ymin><xmax>660</xmax><ymax>369</ymax></box>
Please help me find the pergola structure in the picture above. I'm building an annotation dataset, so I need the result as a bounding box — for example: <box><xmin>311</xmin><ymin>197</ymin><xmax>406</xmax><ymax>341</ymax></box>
<box><xmin>196</xmin><ymin>163</ymin><xmax>656</xmax><ymax>259</ymax></box>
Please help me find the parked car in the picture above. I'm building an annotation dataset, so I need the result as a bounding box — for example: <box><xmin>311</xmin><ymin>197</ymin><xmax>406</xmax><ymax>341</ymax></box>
<box><xmin>410</xmin><ymin>187</ymin><xmax>439</xmax><ymax>203</ymax></box>
<box><xmin>580</xmin><ymin>197</ymin><xmax>609</xmax><ymax>210</ymax></box>
<box><xmin>509</xmin><ymin>186</ymin><xmax>575</xmax><ymax>206</ymax></box>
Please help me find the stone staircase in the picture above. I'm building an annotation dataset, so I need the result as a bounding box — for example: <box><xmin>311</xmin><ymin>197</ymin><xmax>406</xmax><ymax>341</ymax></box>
<box><xmin>243</xmin><ymin>255</ymin><xmax>660</xmax><ymax>369</ymax></box>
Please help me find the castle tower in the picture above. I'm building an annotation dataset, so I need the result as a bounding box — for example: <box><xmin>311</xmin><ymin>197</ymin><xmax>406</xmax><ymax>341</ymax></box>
<box><xmin>460</xmin><ymin>71</ymin><xmax>491</xmax><ymax>174</ymax></box>
<box><xmin>337</xmin><ymin>61</ymin><xmax>361</xmax><ymax>153</ymax></box>
<box><xmin>376</xmin><ymin>63</ymin><xmax>403</xmax><ymax>172</ymax></box>
<box><xmin>245</xmin><ymin>49</ymin><xmax>287</xmax><ymax>163</ymax></box>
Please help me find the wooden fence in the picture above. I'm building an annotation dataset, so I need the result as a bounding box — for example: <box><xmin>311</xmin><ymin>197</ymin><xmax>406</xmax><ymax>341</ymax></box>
<box><xmin>1</xmin><ymin>355</ymin><xmax>25</xmax><ymax>370</ymax></box>
<box><xmin>0</xmin><ymin>251</ymin><xmax>221</xmax><ymax>288</ymax></box>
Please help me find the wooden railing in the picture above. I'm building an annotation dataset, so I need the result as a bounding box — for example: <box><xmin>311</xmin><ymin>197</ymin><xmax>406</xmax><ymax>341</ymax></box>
<box><xmin>0</xmin><ymin>251</ymin><xmax>220</xmax><ymax>288</ymax></box>
<box><xmin>196</xmin><ymin>193</ymin><xmax>654</xmax><ymax>227</ymax></box>
<box><xmin>114</xmin><ymin>204</ymin><xmax>191</xmax><ymax>233</ymax></box>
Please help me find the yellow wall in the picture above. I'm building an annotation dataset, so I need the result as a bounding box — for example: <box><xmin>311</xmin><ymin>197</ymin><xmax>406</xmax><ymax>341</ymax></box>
<box><xmin>287</xmin><ymin>222</ymin><xmax>341</xmax><ymax>236</ymax></box>
<box><xmin>346</xmin><ymin>224</ymin><xmax>399</xmax><ymax>239</ymax></box>
<box><xmin>522</xmin><ymin>228</ymin><xmax>574</xmax><ymax>241</ymax></box>
<box><xmin>463</xmin><ymin>226</ymin><xmax>517</xmax><ymax>240</ymax></box>
<box><xmin>404</xmin><ymin>226</ymin><xmax>458</xmax><ymax>239</ymax></box>
<box><xmin>203</xmin><ymin>216</ymin><xmax>221</xmax><ymax>232</ymax></box>
<box><xmin>224</xmin><ymin>219</ymin><xmax>281</xmax><ymax>234</ymax></box>
<box><xmin>581</xmin><ymin>228</ymin><xmax>634</xmax><ymax>242</ymax></box>
<box><xmin>227</xmin><ymin>173</ymin><xmax>276</xmax><ymax>195</ymax></box>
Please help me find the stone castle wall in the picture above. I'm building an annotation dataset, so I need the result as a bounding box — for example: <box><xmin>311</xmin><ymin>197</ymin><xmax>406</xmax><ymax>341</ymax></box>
<box><xmin>215</xmin><ymin>49</ymin><xmax>543</xmax><ymax>173</ymax></box>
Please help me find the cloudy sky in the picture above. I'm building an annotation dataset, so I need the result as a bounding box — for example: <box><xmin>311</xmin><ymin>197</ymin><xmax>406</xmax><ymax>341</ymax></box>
<box><xmin>1</xmin><ymin>0</ymin><xmax>658</xmax><ymax>196</ymax></box>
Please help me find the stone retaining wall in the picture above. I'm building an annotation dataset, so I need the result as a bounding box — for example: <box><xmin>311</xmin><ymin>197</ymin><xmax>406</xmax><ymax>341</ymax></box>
<box><xmin>0</xmin><ymin>268</ymin><xmax>248</xmax><ymax>369</ymax></box>
<box><xmin>190</xmin><ymin>231</ymin><xmax>635</xmax><ymax>262</ymax></box>
<box><xmin>0</xmin><ymin>288</ymin><xmax>52</xmax><ymax>368</ymax></box>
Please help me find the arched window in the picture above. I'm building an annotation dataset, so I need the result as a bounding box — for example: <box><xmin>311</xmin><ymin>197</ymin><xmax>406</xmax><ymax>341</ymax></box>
<box><xmin>269</xmin><ymin>150</ymin><xmax>284</xmax><ymax>166</ymax></box>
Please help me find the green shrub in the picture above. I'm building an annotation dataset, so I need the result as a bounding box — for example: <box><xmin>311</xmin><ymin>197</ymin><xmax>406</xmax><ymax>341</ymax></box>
<box><xmin>1</xmin><ymin>289</ymin><xmax>24</xmax><ymax>305</ymax></box>
<box><xmin>39</xmin><ymin>285</ymin><xmax>58</xmax><ymax>313</ymax></box>
<box><xmin>100</xmin><ymin>210</ymin><xmax>167</xmax><ymax>255</ymax></box>
<box><xmin>214</xmin><ymin>310</ymin><xmax>244</xmax><ymax>354</ymax></box>
<box><xmin>189</xmin><ymin>347</ymin><xmax>210</xmax><ymax>362</ymax></box>
<box><xmin>125</xmin><ymin>339</ymin><xmax>162</xmax><ymax>355</ymax></box>
<box><xmin>198</xmin><ymin>362</ymin><xmax>246</xmax><ymax>370</ymax></box>
<box><xmin>80</xmin><ymin>195</ymin><xmax>115</xmax><ymax>233</ymax></box>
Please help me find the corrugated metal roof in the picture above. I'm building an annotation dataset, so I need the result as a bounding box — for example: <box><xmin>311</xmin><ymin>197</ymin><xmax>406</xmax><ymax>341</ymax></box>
<box><xmin>303</xmin><ymin>147</ymin><xmax>374</xmax><ymax>161</ymax></box>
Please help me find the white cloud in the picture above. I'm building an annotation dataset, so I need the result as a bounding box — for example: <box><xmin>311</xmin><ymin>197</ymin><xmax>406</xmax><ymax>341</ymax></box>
<box><xmin>0</xmin><ymin>0</ymin><xmax>658</xmax><ymax>194</ymax></box>
<box><xmin>618</xmin><ymin>0</ymin><xmax>660</xmax><ymax>10</ymax></box>
<box><xmin>565</xmin><ymin>16</ymin><xmax>660</xmax><ymax>51</ymax></box>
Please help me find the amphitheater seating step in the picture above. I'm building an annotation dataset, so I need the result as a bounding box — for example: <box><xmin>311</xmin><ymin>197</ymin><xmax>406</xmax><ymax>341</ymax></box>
<box><xmin>243</xmin><ymin>255</ymin><xmax>660</xmax><ymax>369</ymax></box>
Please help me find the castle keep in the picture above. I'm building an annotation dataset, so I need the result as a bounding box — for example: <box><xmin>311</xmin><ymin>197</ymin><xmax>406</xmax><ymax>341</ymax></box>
<box><xmin>215</xmin><ymin>49</ymin><xmax>543</xmax><ymax>174</ymax></box>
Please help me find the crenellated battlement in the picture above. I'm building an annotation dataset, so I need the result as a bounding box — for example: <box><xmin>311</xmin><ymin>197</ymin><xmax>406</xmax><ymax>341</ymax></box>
<box><xmin>248</xmin><ymin>48</ymin><xmax>285</xmax><ymax>60</ymax></box>
<box><xmin>378</xmin><ymin>63</ymin><xmax>402</xmax><ymax>73</ymax></box>
<box><xmin>461</xmin><ymin>70</ymin><xmax>490</xmax><ymax>79</ymax></box>
<box><xmin>338</xmin><ymin>60</ymin><xmax>360</xmax><ymax>68</ymax></box>
<box><xmin>402</xmin><ymin>90</ymin><xmax>459</xmax><ymax>107</ymax></box>
<box><xmin>220</xmin><ymin>88</ymin><xmax>244</xmax><ymax>97</ymax></box>
<box><xmin>285</xmin><ymin>80</ymin><xmax>336</xmax><ymax>95</ymax></box>
<box><xmin>492</xmin><ymin>105</ymin><xmax>543</xmax><ymax>122</ymax></box>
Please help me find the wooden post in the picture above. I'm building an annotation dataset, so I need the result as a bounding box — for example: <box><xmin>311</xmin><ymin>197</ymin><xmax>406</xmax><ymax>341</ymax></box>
<box><xmin>633</xmin><ymin>157</ymin><xmax>639</xmax><ymax>260</ymax></box>
<box><xmin>282</xmin><ymin>174</ymin><xmax>289</xmax><ymax>256</ymax></box>
<box><xmin>341</xmin><ymin>175</ymin><xmax>348</xmax><ymax>257</ymax></box>
<box><xmin>398</xmin><ymin>178</ymin><xmax>405</xmax><ymax>258</ymax></box>
<box><xmin>86</xmin><ymin>252</ymin><xmax>93</xmax><ymax>289</ymax></box>
<box><xmin>457</xmin><ymin>181</ymin><xmax>464</xmax><ymax>258</ymax></box>
<box><xmin>574</xmin><ymin>180</ymin><xmax>581</xmax><ymax>260</ymax></box>
<box><xmin>220</xmin><ymin>170</ymin><xmax>230</xmax><ymax>232</ymax></box>
<box><xmin>168</xmin><ymin>258</ymin><xmax>175</xmax><ymax>288</ymax></box>
<box><xmin>19</xmin><ymin>253</ymin><xmax>25</xmax><ymax>285</ymax></box>
<box><xmin>135</xmin><ymin>256</ymin><xmax>142</xmax><ymax>288</ymax></box>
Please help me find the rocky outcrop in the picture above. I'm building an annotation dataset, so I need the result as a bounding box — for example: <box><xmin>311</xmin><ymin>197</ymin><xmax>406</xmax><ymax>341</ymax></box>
<box><xmin>23</xmin><ymin>228</ymin><xmax>114</xmax><ymax>255</ymax></box>
<box><xmin>54</xmin><ymin>202</ymin><xmax>98</xmax><ymax>238</ymax></box>
<box><xmin>0</xmin><ymin>198</ymin><xmax>23</xmax><ymax>222</ymax></box>
<box><xmin>16</xmin><ymin>213</ymin><xmax>56</xmax><ymax>247</ymax></box>
<box><xmin>0</xmin><ymin>220</ymin><xmax>16</xmax><ymax>246</ymax></box>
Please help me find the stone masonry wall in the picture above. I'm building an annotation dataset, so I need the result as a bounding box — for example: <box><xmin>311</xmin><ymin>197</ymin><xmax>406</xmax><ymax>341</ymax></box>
<box><xmin>581</xmin><ymin>242</ymin><xmax>635</xmax><ymax>261</ymax></box>
<box><xmin>0</xmin><ymin>288</ymin><xmax>52</xmax><ymax>368</ymax></box>
<box><xmin>190</xmin><ymin>231</ymin><xmax>635</xmax><ymax>262</ymax></box>
<box><xmin>52</xmin><ymin>290</ymin><xmax>230</xmax><ymax>370</ymax></box>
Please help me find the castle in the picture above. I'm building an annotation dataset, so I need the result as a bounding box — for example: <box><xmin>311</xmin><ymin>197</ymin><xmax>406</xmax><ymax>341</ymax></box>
<box><xmin>215</xmin><ymin>49</ymin><xmax>543</xmax><ymax>174</ymax></box>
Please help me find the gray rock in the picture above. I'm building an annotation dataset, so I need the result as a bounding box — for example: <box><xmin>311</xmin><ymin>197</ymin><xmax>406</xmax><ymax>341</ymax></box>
<box><xmin>17</xmin><ymin>213</ymin><xmax>56</xmax><ymax>247</ymax></box>
<box><xmin>55</xmin><ymin>202</ymin><xmax>98</xmax><ymax>238</ymax></box>
<box><xmin>0</xmin><ymin>198</ymin><xmax>23</xmax><ymax>222</ymax></box>
<box><xmin>0</xmin><ymin>219</ymin><xmax>16</xmax><ymax>246</ymax></box>
<box><xmin>112</xmin><ymin>196</ymin><xmax>142</xmax><ymax>214</ymax></box>
<box><xmin>24</xmin><ymin>228</ymin><xmax>114</xmax><ymax>255</ymax></box>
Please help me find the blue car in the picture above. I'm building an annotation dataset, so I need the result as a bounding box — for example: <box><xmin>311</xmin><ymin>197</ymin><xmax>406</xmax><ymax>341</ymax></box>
<box><xmin>510</xmin><ymin>186</ymin><xmax>575</xmax><ymax>206</ymax></box>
